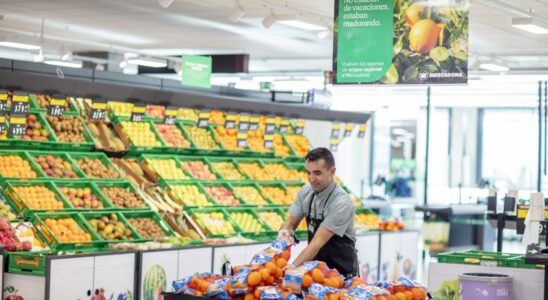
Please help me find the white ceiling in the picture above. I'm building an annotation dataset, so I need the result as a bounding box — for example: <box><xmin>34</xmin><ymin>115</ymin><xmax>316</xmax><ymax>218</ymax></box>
<box><xmin>0</xmin><ymin>0</ymin><xmax>547</xmax><ymax>76</ymax></box>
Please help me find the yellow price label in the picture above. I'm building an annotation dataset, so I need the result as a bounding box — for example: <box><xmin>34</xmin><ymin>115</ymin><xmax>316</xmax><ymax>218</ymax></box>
<box><xmin>50</xmin><ymin>99</ymin><xmax>66</xmax><ymax>106</ymax></box>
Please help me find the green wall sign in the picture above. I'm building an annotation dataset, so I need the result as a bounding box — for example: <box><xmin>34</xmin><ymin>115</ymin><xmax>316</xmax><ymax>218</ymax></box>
<box><xmin>181</xmin><ymin>55</ymin><xmax>212</xmax><ymax>88</ymax></box>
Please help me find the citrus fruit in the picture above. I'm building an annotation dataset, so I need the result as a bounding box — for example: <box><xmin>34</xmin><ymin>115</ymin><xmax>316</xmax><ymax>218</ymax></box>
<box><xmin>386</xmin><ymin>295</ymin><xmax>396</xmax><ymax>300</ymax></box>
<box><xmin>254</xmin><ymin>288</ymin><xmax>262</xmax><ymax>299</ymax></box>
<box><xmin>302</xmin><ymin>274</ymin><xmax>313</xmax><ymax>288</ymax></box>
<box><xmin>409</xmin><ymin>19</ymin><xmax>441</xmax><ymax>54</ymax></box>
<box><xmin>312</xmin><ymin>269</ymin><xmax>325</xmax><ymax>283</ymax></box>
<box><xmin>411</xmin><ymin>288</ymin><xmax>422</xmax><ymax>300</ymax></box>
<box><xmin>276</xmin><ymin>258</ymin><xmax>287</xmax><ymax>268</ymax></box>
<box><xmin>260</xmin><ymin>268</ymin><xmax>270</xmax><ymax>281</ymax></box>
<box><xmin>244</xmin><ymin>293</ymin><xmax>254</xmax><ymax>300</ymax></box>
<box><xmin>404</xmin><ymin>291</ymin><xmax>413</xmax><ymax>300</ymax></box>
<box><xmin>405</xmin><ymin>3</ymin><xmax>426</xmax><ymax>26</ymax></box>
<box><xmin>395</xmin><ymin>292</ymin><xmax>406</xmax><ymax>300</ymax></box>
<box><xmin>280</xmin><ymin>249</ymin><xmax>291</xmax><ymax>261</ymax></box>
<box><xmin>265</xmin><ymin>262</ymin><xmax>277</xmax><ymax>274</ymax></box>
<box><xmin>247</xmin><ymin>271</ymin><xmax>261</xmax><ymax>286</ymax></box>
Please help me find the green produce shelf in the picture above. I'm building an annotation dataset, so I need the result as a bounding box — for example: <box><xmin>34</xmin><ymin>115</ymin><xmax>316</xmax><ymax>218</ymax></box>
<box><xmin>140</xmin><ymin>154</ymin><xmax>191</xmax><ymax>182</ymax></box>
<box><xmin>54</xmin><ymin>180</ymin><xmax>115</xmax><ymax>211</ymax></box>
<box><xmin>4</xmin><ymin>180</ymin><xmax>72</xmax><ymax>217</ymax></box>
<box><xmin>161</xmin><ymin>180</ymin><xmax>217</xmax><ymax>209</ymax></box>
<box><xmin>43</xmin><ymin>114</ymin><xmax>95</xmax><ymax>151</ymax></box>
<box><xmin>178</xmin><ymin>155</ymin><xmax>221</xmax><ymax>181</ymax></box>
<box><xmin>225</xmin><ymin>207</ymin><xmax>272</xmax><ymax>241</ymax></box>
<box><xmin>186</xmin><ymin>207</ymin><xmax>241</xmax><ymax>239</ymax></box>
<box><xmin>228</xmin><ymin>182</ymin><xmax>273</xmax><ymax>207</ymax></box>
<box><xmin>114</xmin><ymin>116</ymin><xmax>169</xmax><ymax>155</ymax></box>
<box><xmin>181</xmin><ymin>124</ymin><xmax>225</xmax><ymax>156</ymax></box>
<box><xmin>33</xmin><ymin>212</ymin><xmax>105</xmax><ymax>250</ymax></box>
<box><xmin>206</xmin><ymin>157</ymin><xmax>250</xmax><ymax>181</ymax></box>
<box><xmin>68</xmin><ymin>152</ymin><xmax>124</xmax><ymax>180</ymax></box>
<box><xmin>81</xmin><ymin>211</ymin><xmax>144</xmax><ymax>243</ymax></box>
<box><xmin>437</xmin><ymin>250</ymin><xmax>521</xmax><ymax>267</ymax></box>
<box><xmin>200</xmin><ymin>181</ymin><xmax>245</xmax><ymax>207</ymax></box>
<box><xmin>94</xmin><ymin>181</ymin><xmax>151</xmax><ymax>211</ymax></box>
<box><xmin>120</xmin><ymin>210</ymin><xmax>176</xmax><ymax>241</ymax></box>
<box><xmin>0</xmin><ymin>151</ymin><xmax>46</xmax><ymax>180</ymax></box>
<box><xmin>28</xmin><ymin>94</ymin><xmax>79</xmax><ymax>114</ymax></box>
<box><xmin>8</xmin><ymin>250</ymin><xmax>52</xmax><ymax>276</ymax></box>
<box><xmin>2</xmin><ymin>112</ymin><xmax>59</xmax><ymax>151</ymax></box>
<box><xmin>152</xmin><ymin>121</ymin><xmax>197</xmax><ymax>155</ymax></box>
<box><xmin>27</xmin><ymin>150</ymin><xmax>87</xmax><ymax>179</ymax></box>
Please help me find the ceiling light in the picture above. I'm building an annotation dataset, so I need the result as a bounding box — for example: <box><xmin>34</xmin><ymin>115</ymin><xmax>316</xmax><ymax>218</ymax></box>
<box><xmin>262</xmin><ymin>9</ymin><xmax>277</xmax><ymax>29</ymax></box>
<box><xmin>119</xmin><ymin>60</ymin><xmax>128</xmax><ymax>68</ymax></box>
<box><xmin>278</xmin><ymin>20</ymin><xmax>327</xmax><ymax>31</ymax></box>
<box><xmin>229</xmin><ymin>0</ymin><xmax>245</xmax><ymax>23</ymax></box>
<box><xmin>44</xmin><ymin>60</ymin><xmax>83</xmax><ymax>68</ymax></box>
<box><xmin>62</xmin><ymin>52</ymin><xmax>72</xmax><ymax>61</ymax></box>
<box><xmin>127</xmin><ymin>57</ymin><xmax>167</xmax><ymax>68</ymax></box>
<box><xmin>0</xmin><ymin>41</ymin><xmax>41</xmax><ymax>50</ymax></box>
<box><xmin>480</xmin><ymin>63</ymin><xmax>509</xmax><ymax>72</ymax></box>
<box><xmin>158</xmin><ymin>0</ymin><xmax>174</xmax><ymax>8</ymax></box>
<box><xmin>512</xmin><ymin>17</ymin><xmax>548</xmax><ymax>34</ymax></box>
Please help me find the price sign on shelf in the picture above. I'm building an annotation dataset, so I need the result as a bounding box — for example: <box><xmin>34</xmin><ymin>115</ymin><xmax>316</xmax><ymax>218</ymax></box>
<box><xmin>11</xmin><ymin>94</ymin><xmax>29</xmax><ymax>115</ymax></box>
<box><xmin>47</xmin><ymin>97</ymin><xmax>66</xmax><ymax>117</ymax></box>
<box><xmin>8</xmin><ymin>114</ymin><xmax>27</xmax><ymax>137</ymax></box>
<box><xmin>344</xmin><ymin>123</ymin><xmax>354</xmax><ymax>138</ymax></box>
<box><xmin>331</xmin><ymin>123</ymin><xmax>341</xmax><ymax>139</ymax></box>
<box><xmin>130</xmin><ymin>103</ymin><xmax>146</xmax><ymax>122</ymax></box>
<box><xmin>164</xmin><ymin>107</ymin><xmax>177</xmax><ymax>125</ymax></box>
<box><xmin>295</xmin><ymin>119</ymin><xmax>305</xmax><ymax>135</ymax></box>
<box><xmin>358</xmin><ymin>123</ymin><xmax>367</xmax><ymax>138</ymax></box>
<box><xmin>89</xmin><ymin>99</ymin><xmax>107</xmax><ymax>121</ymax></box>
<box><xmin>225</xmin><ymin>111</ymin><xmax>237</xmax><ymax>129</ymax></box>
<box><xmin>329</xmin><ymin>138</ymin><xmax>339</xmax><ymax>152</ymax></box>
<box><xmin>279</xmin><ymin>118</ymin><xmax>290</xmax><ymax>133</ymax></box>
<box><xmin>264</xmin><ymin>115</ymin><xmax>276</xmax><ymax>149</ymax></box>
<box><xmin>198</xmin><ymin>109</ymin><xmax>211</xmax><ymax>128</ymax></box>
<box><xmin>237</xmin><ymin>113</ymin><xmax>250</xmax><ymax>148</ymax></box>
<box><xmin>0</xmin><ymin>93</ymin><xmax>7</xmax><ymax>115</ymax></box>
<box><xmin>249</xmin><ymin>114</ymin><xmax>260</xmax><ymax>131</ymax></box>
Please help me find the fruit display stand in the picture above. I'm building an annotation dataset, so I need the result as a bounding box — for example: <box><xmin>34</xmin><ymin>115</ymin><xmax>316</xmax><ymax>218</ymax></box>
<box><xmin>4</xmin><ymin>180</ymin><xmax>73</xmax><ymax>217</ymax></box>
<box><xmin>0</xmin><ymin>151</ymin><xmax>46</xmax><ymax>180</ymax></box>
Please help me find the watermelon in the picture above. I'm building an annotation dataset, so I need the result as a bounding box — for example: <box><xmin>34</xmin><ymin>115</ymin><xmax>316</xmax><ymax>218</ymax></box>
<box><xmin>143</xmin><ymin>264</ymin><xmax>166</xmax><ymax>300</ymax></box>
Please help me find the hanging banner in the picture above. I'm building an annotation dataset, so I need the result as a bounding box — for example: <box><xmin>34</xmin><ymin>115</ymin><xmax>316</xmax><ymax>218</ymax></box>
<box><xmin>333</xmin><ymin>0</ymin><xmax>469</xmax><ymax>85</ymax></box>
<box><xmin>181</xmin><ymin>55</ymin><xmax>212</xmax><ymax>89</ymax></box>
<box><xmin>164</xmin><ymin>106</ymin><xmax>178</xmax><ymax>125</ymax></box>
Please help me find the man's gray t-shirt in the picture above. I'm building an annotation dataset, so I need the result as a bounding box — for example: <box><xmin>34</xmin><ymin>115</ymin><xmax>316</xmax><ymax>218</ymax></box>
<box><xmin>288</xmin><ymin>181</ymin><xmax>356</xmax><ymax>241</ymax></box>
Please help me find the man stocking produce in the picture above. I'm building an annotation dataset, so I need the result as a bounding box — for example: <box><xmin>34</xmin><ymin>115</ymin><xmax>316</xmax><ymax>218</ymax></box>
<box><xmin>278</xmin><ymin>147</ymin><xmax>358</xmax><ymax>278</ymax></box>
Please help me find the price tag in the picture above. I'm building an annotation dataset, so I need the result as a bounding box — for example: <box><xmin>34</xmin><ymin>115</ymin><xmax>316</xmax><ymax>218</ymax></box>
<box><xmin>237</xmin><ymin>113</ymin><xmax>250</xmax><ymax>148</ymax></box>
<box><xmin>331</xmin><ymin>123</ymin><xmax>341</xmax><ymax>139</ymax></box>
<box><xmin>0</xmin><ymin>93</ymin><xmax>7</xmax><ymax>116</ymax></box>
<box><xmin>90</xmin><ymin>99</ymin><xmax>107</xmax><ymax>121</ymax></box>
<box><xmin>295</xmin><ymin>119</ymin><xmax>305</xmax><ymax>135</ymax></box>
<box><xmin>358</xmin><ymin>123</ymin><xmax>367</xmax><ymax>138</ymax></box>
<box><xmin>198</xmin><ymin>109</ymin><xmax>211</xmax><ymax>128</ymax></box>
<box><xmin>249</xmin><ymin>114</ymin><xmax>260</xmax><ymax>131</ymax></box>
<box><xmin>8</xmin><ymin>114</ymin><xmax>27</xmax><ymax>137</ymax></box>
<box><xmin>11</xmin><ymin>94</ymin><xmax>29</xmax><ymax>115</ymax></box>
<box><xmin>225</xmin><ymin>111</ymin><xmax>237</xmax><ymax>129</ymax></box>
<box><xmin>47</xmin><ymin>97</ymin><xmax>66</xmax><ymax>117</ymax></box>
<box><xmin>130</xmin><ymin>103</ymin><xmax>146</xmax><ymax>122</ymax></box>
<box><xmin>164</xmin><ymin>107</ymin><xmax>177</xmax><ymax>125</ymax></box>
<box><xmin>279</xmin><ymin>118</ymin><xmax>290</xmax><ymax>133</ymax></box>
<box><xmin>344</xmin><ymin>123</ymin><xmax>354</xmax><ymax>137</ymax></box>
<box><xmin>329</xmin><ymin>138</ymin><xmax>339</xmax><ymax>152</ymax></box>
<box><xmin>264</xmin><ymin>115</ymin><xmax>275</xmax><ymax>149</ymax></box>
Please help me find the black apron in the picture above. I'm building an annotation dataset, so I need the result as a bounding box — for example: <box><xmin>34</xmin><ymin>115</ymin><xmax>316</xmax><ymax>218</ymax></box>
<box><xmin>306</xmin><ymin>186</ymin><xmax>358</xmax><ymax>278</ymax></box>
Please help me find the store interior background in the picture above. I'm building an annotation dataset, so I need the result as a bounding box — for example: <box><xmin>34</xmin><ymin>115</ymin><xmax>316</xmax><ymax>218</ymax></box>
<box><xmin>1</xmin><ymin>0</ymin><xmax>548</xmax><ymax>281</ymax></box>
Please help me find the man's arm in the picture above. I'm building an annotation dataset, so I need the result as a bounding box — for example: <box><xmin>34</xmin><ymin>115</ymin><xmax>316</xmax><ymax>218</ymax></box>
<box><xmin>280</xmin><ymin>214</ymin><xmax>301</xmax><ymax>234</ymax></box>
<box><xmin>292</xmin><ymin>227</ymin><xmax>334</xmax><ymax>266</ymax></box>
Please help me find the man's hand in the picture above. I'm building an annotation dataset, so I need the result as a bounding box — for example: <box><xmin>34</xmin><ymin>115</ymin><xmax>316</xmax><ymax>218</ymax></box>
<box><xmin>277</xmin><ymin>229</ymin><xmax>291</xmax><ymax>241</ymax></box>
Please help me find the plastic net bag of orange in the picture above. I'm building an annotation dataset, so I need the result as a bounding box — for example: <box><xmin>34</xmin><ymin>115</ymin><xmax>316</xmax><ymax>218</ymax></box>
<box><xmin>371</xmin><ymin>277</ymin><xmax>428</xmax><ymax>300</ymax></box>
<box><xmin>172</xmin><ymin>273</ymin><xmax>226</xmax><ymax>297</ymax></box>
<box><xmin>282</xmin><ymin>261</ymin><xmax>345</xmax><ymax>294</ymax></box>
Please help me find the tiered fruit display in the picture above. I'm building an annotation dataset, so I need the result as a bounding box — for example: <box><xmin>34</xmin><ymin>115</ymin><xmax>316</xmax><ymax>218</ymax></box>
<box><xmin>379</xmin><ymin>219</ymin><xmax>405</xmax><ymax>231</ymax></box>
<box><xmin>169</xmin><ymin>185</ymin><xmax>211</xmax><ymax>207</ymax></box>
<box><xmin>113</xmin><ymin>158</ymin><xmax>155</xmax><ymax>187</ymax></box>
<box><xmin>21</xmin><ymin>114</ymin><xmax>50</xmax><ymax>141</ymax></box>
<box><xmin>285</xmin><ymin>134</ymin><xmax>310</xmax><ymax>157</ymax></box>
<box><xmin>34</xmin><ymin>155</ymin><xmax>79</xmax><ymax>178</ymax></box>
<box><xmin>354</xmin><ymin>213</ymin><xmax>381</xmax><ymax>232</ymax></box>
<box><xmin>120</xmin><ymin>121</ymin><xmax>162</xmax><ymax>147</ymax></box>
<box><xmin>46</xmin><ymin>115</ymin><xmax>88</xmax><ymax>143</ymax></box>
<box><xmin>33</xmin><ymin>94</ymin><xmax>71</xmax><ymax>110</ymax></box>
<box><xmin>75</xmin><ymin>157</ymin><xmax>120</xmax><ymax>179</ymax></box>
<box><xmin>127</xmin><ymin>217</ymin><xmax>166</xmax><ymax>239</ymax></box>
<box><xmin>193</xmin><ymin>212</ymin><xmax>235</xmax><ymax>235</ymax></box>
<box><xmin>294</xmin><ymin>169</ymin><xmax>308</xmax><ymax>183</ymax></box>
<box><xmin>210</xmin><ymin>161</ymin><xmax>246</xmax><ymax>180</ymax></box>
<box><xmin>0</xmin><ymin>202</ymin><xmax>16</xmax><ymax>220</ymax></box>
<box><xmin>0</xmin><ymin>155</ymin><xmax>38</xmax><ymax>178</ymax></box>
<box><xmin>155</xmin><ymin>124</ymin><xmax>191</xmax><ymax>148</ymax></box>
<box><xmin>86</xmin><ymin>121</ymin><xmax>127</xmax><ymax>151</ymax></box>
<box><xmin>214</xmin><ymin>127</ymin><xmax>243</xmax><ymax>151</ymax></box>
<box><xmin>205</xmin><ymin>186</ymin><xmax>241</xmax><ymax>206</ymax></box>
<box><xmin>263</xmin><ymin>163</ymin><xmax>301</xmax><ymax>181</ymax></box>
<box><xmin>12</xmin><ymin>185</ymin><xmax>64</xmax><ymax>210</ymax></box>
<box><xmin>88</xmin><ymin>214</ymin><xmax>134</xmax><ymax>241</ymax></box>
<box><xmin>233</xmin><ymin>186</ymin><xmax>268</xmax><ymax>205</ymax></box>
<box><xmin>185</xmin><ymin>126</ymin><xmax>219</xmax><ymax>149</ymax></box>
<box><xmin>258</xmin><ymin>212</ymin><xmax>283</xmax><ymax>231</ymax></box>
<box><xmin>145</xmin><ymin>158</ymin><xmax>188</xmax><ymax>180</ymax></box>
<box><xmin>0</xmin><ymin>219</ymin><xmax>25</xmax><ymax>251</ymax></box>
<box><xmin>285</xmin><ymin>186</ymin><xmax>300</xmax><ymax>200</ymax></box>
<box><xmin>260</xmin><ymin>186</ymin><xmax>292</xmax><ymax>205</ymax></box>
<box><xmin>209</xmin><ymin>110</ymin><xmax>225</xmax><ymax>125</ymax></box>
<box><xmin>183</xmin><ymin>160</ymin><xmax>217</xmax><ymax>180</ymax></box>
<box><xmin>273</xmin><ymin>134</ymin><xmax>290</xmax><ymax>157</ymax></box>
<box><xmin>247</xmin><ymin>129</ymin><xmax>270</xmax><ymax>153</ymax></box>
<box><xmin>108</xmin><ymin>101</ymin><xmax>133</xmax><ymax>117</ymax></box>
<box><xmin>146</xmin><ymin>105</ymin><xmax>165</xmax><ymax>118</ymax></box>
<box><xmin>238</xmin><ymin>162</ymin><xmax>270</xmax><ymax>181</ymax></box>
<box><xmin>229</xmin><ymin>211</ymin><xmax>264</xmax><ymax>233</ymax></box>
<box><xmin>58</xmin><ymin>187</ymin><xmax>104</xmax><ymax>209</ymax></box>
<box><xmin>101</xmin><ymin>186</ymin><xmax>147</xmax><ymax>208</ymax></box>
<box><xmin>177</xmin><ymin>108</ymin><xmax>198</xmax><ymax>122</ymax></box>
<box><xmin>43</xmin><ymin>217</ymin><xmax>92</xmax><ymax>243</ymax></box>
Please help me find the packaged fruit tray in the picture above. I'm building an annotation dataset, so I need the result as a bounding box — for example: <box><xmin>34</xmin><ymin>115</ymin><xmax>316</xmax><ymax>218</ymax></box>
<box><xmin>81</xmin><ymin>211</ymin><xmax>143</xmax><ymax>243</ymax></box>
<box><xmin>68</xmin><ymin>152</ymin><xmax>124</xmax><ymax>180</ymax></box>
<box><xmin>4</xmin><ymin>180</ymin><xmax>72</xmax><ymax>217</ymax></box>
<box><xmin>0</xmin><ymin>151</ymin><xmax>46</xmax><ymax>180</ymax></box>
<box><xmin>178</xmin><ymin>156</ymin><xmax>220</xmax><ymax>181</ymax></box>
<box><xmin>140</xmin><ymin>154</ymin><xmax>191</xmax><ymax>181</ymax></box>
<box><xmin>114</xmin><ymin>117</ymin><xmax>168</xmax><ymax>154</ymax></box>
<box><xmin>55</xmin><ymin>181</ymin><xmax>115</xmax><ymax>211</ymax></box>
<box><xmin>153</xmin><ymin>121</ymin><xmax>196</xmax><ymax>154</ymax></box>
<box><xmin>94</xmin><ymin>181</ymin><xmax>151</xmax><ymax>211</ymax></box>
<box><xmin>29</xmin><ymin>94</ymin><xmax>79</xmax><ymax>114</ymax></box>
<box><xmin>205</xmin><ymin>157</ymin><xmax>249</xmax><ymax>181</ymax></box>
<box><xmin>161</xmin><ymin>181</ymin><xmax>217</xmax><ymax>209</ymax></box>
<box><xmin>120</xmin><ymin>210</ymin><xmax>175</xmax><ymax>241</ymax></box>
<box><xmin>8</xmin><ymin>250</ymin><xmax>51</xmax><ymax>276</ymax></box>
<box><xmin>200</xmin><ymin>182</ymin><xmax>244</xmax><ymax>207</ymax></box>
<box><xmin>33</xmin><ymin>212</ymin><xmax>104</xmax><ymax>250</ymax></box>
<box><xmin>44</xmin><ymin>114</ymin><xmax>96</xmax><ymax>151</ymax></box>
<box><xmin>0</xmin><ymin>113</ymin><xmax>59</xmax><ymax>151</ymax></box>
<box><xmin>27</xmin><ymin>151</ymin><xmax>86</xmax><ymax>179</ymax></box>
<box><xmin>187</xmin><ymin>207</ymin><xmax>241</xmax><ymax>238</ymax></box>
<box><xmin>181</xmin><ymin>125</ymin><xmax>224</xmax><ymax>155</ymax></box>
<box><xmin>225</xmin><ymin>207</ymin><xmax>271</xmax><ymax>240</ymax></box>
<box><xmin>228</xmin><ymin>182</ymin><xmax>272</xmax><ymax>207</ymax></box>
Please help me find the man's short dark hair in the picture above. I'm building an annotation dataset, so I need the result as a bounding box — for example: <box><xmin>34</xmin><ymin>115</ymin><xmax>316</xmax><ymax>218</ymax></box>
<box><xmin>305</xmin><ymin>147</ymin><xmax>335</xmax><ymax>169</ymax></box>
